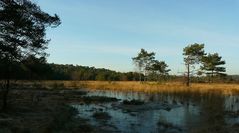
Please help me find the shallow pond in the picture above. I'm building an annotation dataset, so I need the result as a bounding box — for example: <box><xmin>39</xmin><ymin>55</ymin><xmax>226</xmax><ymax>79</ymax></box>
<box><xmin>73</xmin><ymin>89</ymin><xmax>239</xmax><ymax>133</ymax></box>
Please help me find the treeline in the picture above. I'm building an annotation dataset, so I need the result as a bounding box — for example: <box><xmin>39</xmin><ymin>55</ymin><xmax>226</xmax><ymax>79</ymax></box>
<box><xmin>0</xmin><ymin>55</ymin><xmax>238</xmax><ymax>83</ymax></box>
<box><xmin>0</xmin><ymin>56</ymin><xmax>142</xmax><ymax>81</ymax></box>
<box><xmin>48</xmin><ymin>64</ymin><xmax>142</xmax><ymax>81</ymax></box>
<box><xmin>0</xmin><ymin>45</ymin><xmax>236</xmax><ymax>83</ymax></box>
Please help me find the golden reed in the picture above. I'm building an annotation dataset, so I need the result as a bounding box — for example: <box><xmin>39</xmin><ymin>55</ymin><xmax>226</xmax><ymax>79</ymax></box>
<box><xmin>16</xmin><ymin>80</ymin><xmax>239</xmax><ymax>95</ymax></box>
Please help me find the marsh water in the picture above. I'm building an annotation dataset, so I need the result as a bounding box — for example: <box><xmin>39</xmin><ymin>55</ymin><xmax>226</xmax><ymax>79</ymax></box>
<box><xmin>73</xmin><ymin>89</ymin><xmax>239</xmax><ymax>133</ymax></box>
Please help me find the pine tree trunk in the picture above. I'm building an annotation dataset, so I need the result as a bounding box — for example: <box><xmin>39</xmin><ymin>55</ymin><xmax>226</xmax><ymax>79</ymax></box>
<box><xmin>211</xmin><ymin>70</ymin><xmax>214</xmax><ymax>83</ymax></box>
<box><xmin>144</xmin><ymin>70</ymin><xmax>146</xmax><ymax>82</ymax></box>
<box><xmin>2</xmin><ymin>79</ymin><xmax>9</xmax><ymax>110</ymax></box>
<box><xmin>138</xmin><ymin>68</ymin><xmax>142</xmax><ymax>82</ymax></box>
<box><xmin>1</xmin><ymin>60</ymin><xmax>11</xmax><ymax>111</ymax></box>
<box><xmin>186</xmin><ymin>64</ymin><xmax>190</xmax><ymax>86</ymax></box>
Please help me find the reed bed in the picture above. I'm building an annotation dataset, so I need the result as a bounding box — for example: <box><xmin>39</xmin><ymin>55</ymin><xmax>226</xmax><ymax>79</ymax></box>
<box><xmin>14</xmin><ymin>80</ymin><xmax>239</xmax><ymax>95</ymax></box>
<box><xmin>78</xmin><ymin>81</ymin><xmax>239</xmax><ymax>95</ymax></box>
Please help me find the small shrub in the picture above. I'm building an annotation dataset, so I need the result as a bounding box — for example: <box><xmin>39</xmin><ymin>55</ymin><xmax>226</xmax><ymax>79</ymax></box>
<box><xmin>51</xmin><ymin>82</ymin><xmax>65</xmax><ymax>89</ymax></box>
<box><xmin>92</xmin><ymin>112</ymin><xmax>111</xmax><ymax>120</ymax></box>
<box><xmin>123</xmin><ymin>99</ymin><xmax>144</xmax><ymax>105</ymax></box>
<box><xmin>81</xmin><ymin>96</ymin><xmax>119</xmax><ymax>103</ymax></box>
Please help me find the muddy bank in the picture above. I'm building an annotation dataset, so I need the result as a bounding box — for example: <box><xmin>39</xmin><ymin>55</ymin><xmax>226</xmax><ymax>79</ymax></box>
<box><xmin>0</xmin><ymin>88</ymin><xmax>111</xmax><ymax>133</ymax></box>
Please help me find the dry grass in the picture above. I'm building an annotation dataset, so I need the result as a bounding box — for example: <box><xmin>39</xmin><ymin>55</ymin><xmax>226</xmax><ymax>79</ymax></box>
<box><xmin>79</xmin><ymin>81</ymin><xmax>239</xmax><ymax>95</ymax></box>
<box><xmin>14</xmin><ymin>80</ymin><xmax>239</xmax><ymax>95</ymax></box>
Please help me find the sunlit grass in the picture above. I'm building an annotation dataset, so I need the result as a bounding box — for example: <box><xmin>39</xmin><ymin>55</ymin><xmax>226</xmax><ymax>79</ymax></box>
<box><xmin>84</xmin><ymin>81</ymin><xmax>239</xmax><ymax>95</ymax></box>
<box><xmin>14</xmin><ymin>80</ymin><xmax>239</xmax><ymax>95</ymax></box>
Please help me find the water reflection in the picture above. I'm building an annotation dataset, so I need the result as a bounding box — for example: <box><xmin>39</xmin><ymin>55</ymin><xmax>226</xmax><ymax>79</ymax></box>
<box><xmin>74</xmin><ymin>89</ymin><xmax>239</xmax><ymax>133</ymax></box>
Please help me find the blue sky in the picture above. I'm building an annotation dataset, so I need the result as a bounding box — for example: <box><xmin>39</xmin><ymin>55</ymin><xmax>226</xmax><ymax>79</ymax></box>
<box><xmin>36</xmin><ymin>0</ymin><xmax>239</xmax><ymax>74</ymax></box>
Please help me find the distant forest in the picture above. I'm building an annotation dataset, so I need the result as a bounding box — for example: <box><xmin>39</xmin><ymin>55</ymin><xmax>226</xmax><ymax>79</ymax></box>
<box><xmin>0</xmin><ymin>55</ymin><xmax>239</xmax><ymax>83</ymax></box>
<box><xmin>0</xmin><ymin>56</ymin><xmax>141</xmax><ymax>81</ymax></box>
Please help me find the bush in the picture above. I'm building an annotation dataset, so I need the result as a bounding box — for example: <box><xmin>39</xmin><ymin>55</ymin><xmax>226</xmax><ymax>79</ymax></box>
<box><xmin>123</xmin><ymin>99</ymin><xmax>144</xmax><ymax>105</ymax></box>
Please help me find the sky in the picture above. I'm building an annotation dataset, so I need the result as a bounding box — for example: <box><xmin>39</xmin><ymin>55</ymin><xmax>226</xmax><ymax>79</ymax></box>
<box><xmin>36</xmin><ymin>0</ymin><xmax>239</xmax><ymax>75</ymax></box>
